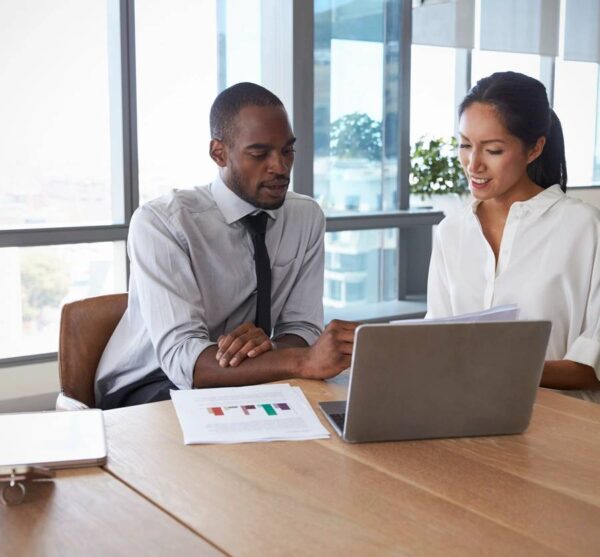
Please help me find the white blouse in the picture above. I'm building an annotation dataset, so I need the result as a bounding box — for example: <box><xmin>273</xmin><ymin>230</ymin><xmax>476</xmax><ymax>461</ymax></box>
<box><xmin>427</xmin><ymin>185</ymin><xmax>600</xmax><ymax>403</ymax></box>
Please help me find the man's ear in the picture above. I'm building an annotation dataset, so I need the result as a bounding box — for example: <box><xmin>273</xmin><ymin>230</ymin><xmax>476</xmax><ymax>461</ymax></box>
<box><xmin>210</xmin><ymin>139</ymin><xmax>227</xmax><ymax>167</ymax></box>
<box><xmin>527</xmin><ymin>136</ymin><xmax>546</xmax><ymax>165</ymax></box>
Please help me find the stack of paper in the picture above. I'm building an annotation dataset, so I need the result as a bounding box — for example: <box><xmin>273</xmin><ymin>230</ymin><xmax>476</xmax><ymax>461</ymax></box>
<box><xmin>171</xmin><ymin>384</ymin><xmax>330</xmax><ymax>444</ymax></box>
<box><xmin>391</xmin><ymin>304</ymin><xmax>520</xmax><ymax>325</ymax></box>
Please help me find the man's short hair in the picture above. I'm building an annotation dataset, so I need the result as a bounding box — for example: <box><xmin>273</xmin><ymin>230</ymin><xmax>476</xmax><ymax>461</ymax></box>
<box><xmin>210</xmin><ymin>82</ymin><xmax>284</xmax><ymax>144</ymax></box>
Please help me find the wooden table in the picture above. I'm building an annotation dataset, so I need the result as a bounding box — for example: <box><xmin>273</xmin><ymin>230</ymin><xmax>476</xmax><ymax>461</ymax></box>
<box><xmin>0</xmin><ymin>467</ymin><xmax>223</xmax><ymax>557</ymax></box>
<box><xmin>102</xmin><ymin>375</ymin><xmax>600</xmax><ymax>556</ymax></box>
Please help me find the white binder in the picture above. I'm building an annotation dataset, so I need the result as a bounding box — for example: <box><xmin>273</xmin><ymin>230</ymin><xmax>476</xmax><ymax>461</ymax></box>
<box><xmin>0</xmin><ymin>409</ymin><xmax>107</xmax><ymax>468</ymax></box>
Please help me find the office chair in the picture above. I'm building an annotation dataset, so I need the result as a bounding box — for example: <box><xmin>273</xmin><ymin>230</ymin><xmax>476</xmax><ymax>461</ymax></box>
<box><xmin>56</xmin><ymin>293</ymin><xmax>128</xmax><ymax>410</ymax></box>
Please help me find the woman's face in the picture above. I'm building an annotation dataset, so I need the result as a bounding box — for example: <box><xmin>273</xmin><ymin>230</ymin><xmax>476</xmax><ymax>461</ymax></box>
<box><xmin>458</xmin><ymin>102</ymin><xmax>543</xmax><ymax>203</ymax></box>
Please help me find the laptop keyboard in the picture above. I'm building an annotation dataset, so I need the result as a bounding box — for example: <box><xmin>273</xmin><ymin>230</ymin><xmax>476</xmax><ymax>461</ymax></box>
<box><xmin>330</xmin><ymin>412</ymin><xmax>346</xmax><ymax>431</ymax></box>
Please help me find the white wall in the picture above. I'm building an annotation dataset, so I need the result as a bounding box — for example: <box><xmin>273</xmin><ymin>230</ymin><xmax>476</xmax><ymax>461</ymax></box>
<box><xmin>568</xmin><ymin>187</ymin><xmax>600</xmax><ymax>209</ymax></box>
<box><xmin>0</xmin><ymin>360</ymin><xmax>59</xmax><ymax>402</ymax></box>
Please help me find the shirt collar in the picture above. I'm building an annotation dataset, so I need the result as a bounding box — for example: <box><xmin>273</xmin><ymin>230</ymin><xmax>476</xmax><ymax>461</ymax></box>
<box><xmin>210</xmin><ymin>175</ymin><xmax>278</xmax><ymax>225</ymax></box>
<box><xmin>470</xmin><ymin>184</ymin><xmax>565</xmax><ymax>217</ymax></box>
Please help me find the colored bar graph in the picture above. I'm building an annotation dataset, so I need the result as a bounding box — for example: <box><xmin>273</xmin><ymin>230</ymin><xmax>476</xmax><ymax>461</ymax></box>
<box><xmin>261</xmin><ymin>404</ymin><xmax>277</xmax><ymax>416</ymax></box>
<box><xmin>207</xmin><ymin>403</ymin><xmax>290</xmax><ymax>417</ymax></box>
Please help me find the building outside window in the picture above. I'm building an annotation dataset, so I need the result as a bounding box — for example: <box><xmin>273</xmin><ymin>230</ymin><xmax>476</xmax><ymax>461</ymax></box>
<box><xmin>315</xmin><ymin>0</ymin><xmax>403</xmax><ymax>311</ymax></box>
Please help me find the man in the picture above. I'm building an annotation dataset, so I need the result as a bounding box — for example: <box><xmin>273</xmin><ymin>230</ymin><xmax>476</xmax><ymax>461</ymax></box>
<box><xmin>95</xmin><ymin>82</ymin><xmax>356</xmax><ymax>409</ymax></box>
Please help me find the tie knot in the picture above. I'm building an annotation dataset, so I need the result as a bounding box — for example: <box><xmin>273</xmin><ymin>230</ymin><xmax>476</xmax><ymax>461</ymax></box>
<box><xmin>244</xmin><ymin>212</ymin><xmax>269</xmax><ymax>236</ymax></box>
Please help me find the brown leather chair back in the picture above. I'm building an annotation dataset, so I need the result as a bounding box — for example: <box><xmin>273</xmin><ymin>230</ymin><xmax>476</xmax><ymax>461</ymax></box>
<box><xmin>58</xmin><ymin>293</ymin><xmax>128</xmax><ymax>408</ymax></box>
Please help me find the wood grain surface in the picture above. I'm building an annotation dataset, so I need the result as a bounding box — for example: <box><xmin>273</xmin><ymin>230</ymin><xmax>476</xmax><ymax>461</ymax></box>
<box><xmin>0</xmin><ymin>467</ymin><xmax>223</xmax><ymax>557</ymax></box>
<box><xmin>103</xmin><ymin>378</ymin><xmax>600</xmax><ymax>556</ymax></box>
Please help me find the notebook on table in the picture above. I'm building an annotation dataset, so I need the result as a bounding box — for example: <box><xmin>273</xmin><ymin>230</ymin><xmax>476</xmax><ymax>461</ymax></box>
<box><xmin>319</xmin><ymin>320</ymin><xmax>551</xmax><ymax>443</ymax></box>
<box><xmin>0</xmin><ymin>408</ymin><xmax>107</xmax><ymax>468</ymax></box>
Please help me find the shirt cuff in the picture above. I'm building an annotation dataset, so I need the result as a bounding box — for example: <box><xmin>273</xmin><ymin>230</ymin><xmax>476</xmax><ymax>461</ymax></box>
<box><xmin>169</xmin><ymin>338</ymin><xmax>217</xmax><ymax>389</ymax></box>
<box><xmin>564</xmin><ymin>335</ymin><xmax>600</xmax><ymax>379</ymax></box>
<box><xmin>273</xmin><ymin>324</ymin><xmax>321</xmax><ymax>347</ymax></box>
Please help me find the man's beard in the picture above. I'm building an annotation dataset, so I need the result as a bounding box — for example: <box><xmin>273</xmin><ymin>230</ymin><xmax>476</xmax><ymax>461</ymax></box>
<box><xmin>228</xmin><ymin>166</ymin><xmax>288</xmax><ymax>210</ymax></box>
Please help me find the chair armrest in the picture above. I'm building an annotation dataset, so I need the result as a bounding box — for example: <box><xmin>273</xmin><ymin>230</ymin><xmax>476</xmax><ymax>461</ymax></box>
<box><xmin>56</xmin><ymin>392</ymin><xmax>90</xmax><ymax>411</ymax></box>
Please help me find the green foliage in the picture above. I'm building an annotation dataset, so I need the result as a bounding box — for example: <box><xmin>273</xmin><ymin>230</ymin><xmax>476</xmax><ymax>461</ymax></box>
<box><xmin>328</xmin><ymin>113</ymin><xmax>467</xmax><ymax>197</ymax></box>
<box><xmin>410</xmin><ymin>136</ymin><xmax>468</xmax><ymax>197</ymax></box>
<box><xmin>21</xmin><ymin>252</ymin><xmax>70</xmax><ymax>322</ymax></box>
<box><xmin>330</xmin><ymin>112</ymin><xmax>382</xmax><ymax>161</ymax></box>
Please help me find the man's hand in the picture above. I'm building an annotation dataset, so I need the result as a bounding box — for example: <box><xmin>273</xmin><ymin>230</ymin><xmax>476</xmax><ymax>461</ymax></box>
<box><xmin>300</xmin><ymin>319</ymin><xmax>358</xmax><ymax>380</ymax></box>
<box><xmin>216</xmin><ymin>322</ymin><xmax>273</xmax><ymax>367</ymax></box>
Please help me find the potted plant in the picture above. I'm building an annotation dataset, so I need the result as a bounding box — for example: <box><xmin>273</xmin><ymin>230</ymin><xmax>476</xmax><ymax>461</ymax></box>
<box><xmin>410</xmin><ymin>136</ymin><xmax>469</xmax><ymax>215</ymax></box>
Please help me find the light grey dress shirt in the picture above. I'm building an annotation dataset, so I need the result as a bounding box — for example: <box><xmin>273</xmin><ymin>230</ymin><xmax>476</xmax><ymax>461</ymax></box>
<box><xmin>94</xmin><ymin>176</ymin><xmax>325</xmax><ymax>406</ymax></box>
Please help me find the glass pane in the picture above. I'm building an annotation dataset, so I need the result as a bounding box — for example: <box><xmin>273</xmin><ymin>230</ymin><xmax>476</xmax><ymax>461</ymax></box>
<box><xmin>410</xmin><ymin>45</ymin><xmax>457</xmax><ymax>144</ymax></box>
<box><xmin>221</xmin><ymin>0</ymin><xmax>262</xmax><ymax>86</ymax></box>
<box><xmin>554</xmin><ymin>59</ymin><xmax>599</xmax><ymax>187</ymax></box>
<box><xmin>324</xmin><ymin>229</ymin><xmax>398</xmax><ymax>310</ymax></box>
<box><xmin>0</xmin><ymin>0</ymin><xmax>124</xmax><ymax>229</ymax></box>
<box><xmin>314</xmin><ymin>1</ymin><xmax>399</xmax><ymax>214</ymax></box>
<box><xmin>135</xmin><ymin>0</ymin><xmax>262</xmax><ymax>204</ymax></box>
<box><xmin>0</xmin><ymin>242</ymin><xmax>127</xmax><ymax>359</ymax></box>
<box><xmin>471</xmin><ymin>50</ymin><xmax>540</xmax><ymax>84</ymax></box>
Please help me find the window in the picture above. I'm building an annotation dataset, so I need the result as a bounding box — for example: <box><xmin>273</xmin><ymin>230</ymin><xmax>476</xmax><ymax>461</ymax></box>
<box><xmin>325</xmin><ymin>279</ymin><xmax>342</xmax><ymax>302</ymax></box>
<box><xmin>0</xmin><ymin>0</ymin><xmax>123</xmax><ymax>228</ymax></box>
<box><xmin>1</xmin><ymin>0</ymin><xmax>445</xmax><ymax>365</ymax></box>
<box><xmin>314</xmin><ymin>0</ymin><xmax>397</xmax><ymax>215</ymax></box>
<box><xmin>410</xmin><ymin>45</ymin><xmax>457</xmax><ymax>144</ymax></box>
<box><xmin>554</xmin><ymin>60</ymin><xmax>600</xmax><ymax>187</ymax></box>
<box><xmin>314</xmin><ymin>0</ymin><xmax>433</xmax><ymax>315</ymax></box>
<box><xmin>323</xmin><ymin>229</ymin><xmax>398</xmax><ymax>310</ymax></box>
<box><xmin>470</xmin><ymin>50</ymin><xmax>541</xmax><ymax>84</ymax></box>
<box><xmin>468</xmin><ymin>50</ymin><xmax>600</xmax><ymax>188</ymax></box>
<box><xmin>135</xmin><ymin>0</ymin><xmax>262</xmax><ymax>203</ymax></box>
<box><xmin>0</xmin><ymin>243</ymin><xmax>126</xmax><ymax>359</ymax></box>
<box><xmin>409</xmin><ymin>3</ymin><xmax>600</xmax><ymax>189</ymax></box>
<box><xmin>0</xmin><ymin>0</ymin><xmax>278</xmax><ymax>363</ymax></box>
<box><xmin>346</xmin><ymin>281</ymin><xmax>366</xmax><ymax>303</ymax></box>
<box><xmin>0</xmin><ymin>0</ymin><xmax>129</xmax><ymax>361</ymax></box>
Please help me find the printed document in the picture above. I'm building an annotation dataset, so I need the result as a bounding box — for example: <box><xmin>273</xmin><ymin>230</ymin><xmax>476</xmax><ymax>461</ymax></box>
<box><xmin>171</xmin><ymin>383</ymin><xmax>330</xmax><ymax>444</ymax></box>
<box><xmin>390</xmin><ymin>304</ymin><xmax>520</xmax><ymax>325</ymax></box>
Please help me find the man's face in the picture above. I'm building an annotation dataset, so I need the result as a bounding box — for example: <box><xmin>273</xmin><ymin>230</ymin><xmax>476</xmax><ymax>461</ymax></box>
<box><xmin>213</xmin><ymin>105</ymin><xmax>296</xmax><ymax>210</ymax></box>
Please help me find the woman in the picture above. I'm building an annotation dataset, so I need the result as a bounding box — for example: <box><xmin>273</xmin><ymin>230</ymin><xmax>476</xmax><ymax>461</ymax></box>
<box><xmin>427</xmin><ymin>71</ymin><xmax>600</xmax><ymax>402</ymax></box>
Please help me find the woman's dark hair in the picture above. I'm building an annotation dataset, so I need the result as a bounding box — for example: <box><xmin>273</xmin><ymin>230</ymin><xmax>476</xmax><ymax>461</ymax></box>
<box><xmin>459</xmin><ymin>71</ymin><xmax>567</xmax><ymax>191</ymax></box>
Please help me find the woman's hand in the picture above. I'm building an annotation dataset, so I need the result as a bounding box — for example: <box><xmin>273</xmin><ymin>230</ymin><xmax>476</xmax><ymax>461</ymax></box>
<box><xmin>541</xmin><ymin>360</ymin><xmax>600</xmax><ymax>390</ymax></box>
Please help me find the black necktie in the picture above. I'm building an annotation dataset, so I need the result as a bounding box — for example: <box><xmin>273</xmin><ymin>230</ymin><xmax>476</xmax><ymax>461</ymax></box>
<box><xmin>243</xmin><ymin>212</ymin><xmax>271</xmax><ymax>336</ymax></box>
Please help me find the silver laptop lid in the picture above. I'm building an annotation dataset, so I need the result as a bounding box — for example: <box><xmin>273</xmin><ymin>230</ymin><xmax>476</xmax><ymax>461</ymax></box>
<box><xmin>341</xmin><ymin>320</ymin><xmax>551</xmax><ymax>443</ymax></box>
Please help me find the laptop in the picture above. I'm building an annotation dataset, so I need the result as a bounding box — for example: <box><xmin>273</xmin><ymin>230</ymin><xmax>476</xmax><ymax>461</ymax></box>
<box><xmin>0</xmin><ymin>408</ymin><xmax>107</xmax><ymax>468</ymax></box>
<box><xmin>319</xmin><ymin>320</ymin><xmax>551</xmax><ymax>443</ymax></box>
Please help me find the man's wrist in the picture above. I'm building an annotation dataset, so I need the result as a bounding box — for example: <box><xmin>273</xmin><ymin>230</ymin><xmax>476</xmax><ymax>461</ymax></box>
<box><xmin>276</xmin><ymin>346</ymin><xmax>310</xmax><ymax>379</ymax></box>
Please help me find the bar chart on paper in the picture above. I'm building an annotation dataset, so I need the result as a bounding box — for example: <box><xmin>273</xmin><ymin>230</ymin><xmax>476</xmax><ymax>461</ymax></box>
<box><xmin>206</xmin><ymin>403</ymin><xmax>291</xmax><ymax>417</ymax></box>
<box><xmin>171</xmin><ymin>384</ymin><xmax>330</xmax><ymax>443</ymax></box>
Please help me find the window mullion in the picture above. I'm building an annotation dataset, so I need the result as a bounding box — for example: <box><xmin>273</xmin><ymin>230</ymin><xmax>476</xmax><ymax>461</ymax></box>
<box><xmin>0</xmin><ymin>226</ymin><xmax>129</xmax><ymax>248</ymax></box>
<box><xmin>121</xmin><ymin>0</ymin><xmax>139</xmax><ymax>227</ymax></box>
